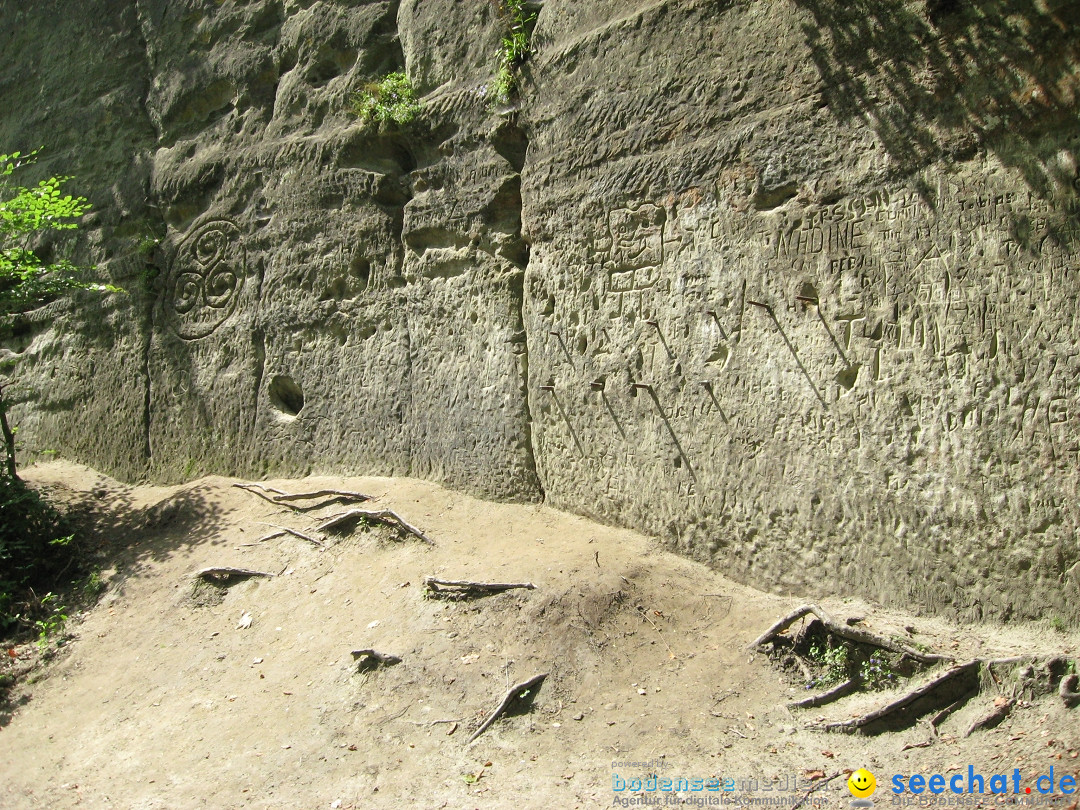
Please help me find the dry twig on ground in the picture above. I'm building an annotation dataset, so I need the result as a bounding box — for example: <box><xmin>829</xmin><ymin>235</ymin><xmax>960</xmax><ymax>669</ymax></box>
<box><xmin>635</xmin><ymin>604</ymin><xmax>677</xmax><ymax>659</ymax></box>
<box><xmin>791</xmin><ymin>772</ymin><xmax>844</xmax><ymax>810</ymax></box>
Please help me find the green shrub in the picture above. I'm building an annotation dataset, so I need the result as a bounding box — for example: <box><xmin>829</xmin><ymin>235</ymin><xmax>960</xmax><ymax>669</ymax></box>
<box><xmin>490</xmin><ymin>63</ymin><xmax>516</xmax><ymax>108</ymax></box>
<box><xmin>0</xmin><ymin>149</ymin><xmax>106</xmax><ymax>641</ymax></box>
<box><xmin>807</xmin><ymin>642</ymin><xmax>849</xmax><ymax>686</ymax></box>
<box><xmin>0</xmin><ymin>474</ymin><xmax>78</xmax><ymax>636</ymax></box>
<box><xmin>859</xmin><ymin>653</ymin><xmax>898</xmax><ymax>690</ymax></box>
<box><xmin>83</xmin><ymin>570</ymin><xmax>106</xmax><ymax>599</ymax></box>
<box><xmin>350</xmin><ymin>72</ymin><xmax>420</xmax><ymax>126</ymax></box>
<box><xmin>33</xmin><ymin>591</ymin><xmax>68</xmax><ymax>649</ymax></box>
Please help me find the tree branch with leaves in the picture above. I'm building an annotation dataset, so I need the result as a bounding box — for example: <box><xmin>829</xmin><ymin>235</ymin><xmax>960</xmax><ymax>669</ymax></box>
<box><xmin>0</xmin><ymin>148</ymin><xmax>112</xmax><ymax>480</ymax></box>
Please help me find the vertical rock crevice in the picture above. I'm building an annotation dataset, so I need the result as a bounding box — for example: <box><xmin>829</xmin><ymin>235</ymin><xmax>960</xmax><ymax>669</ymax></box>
<box><xmin>491</xmin><ymin>116</ymin><xmax>544</xmax><ymax>500</ymax></box>
<box><xmin>130</xmin><ymin>0</ymin><xmax>164</xmax><ymax>477</ymax></box>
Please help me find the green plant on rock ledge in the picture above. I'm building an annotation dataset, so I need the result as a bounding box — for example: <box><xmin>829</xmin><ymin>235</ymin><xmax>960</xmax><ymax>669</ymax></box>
<box><xmin>489</xmin><ymin>0</ymin><xmax>536</xmax><ymax>107</ymax></box>
<box><xmin>350</xmin><ymin>71</ymin><xmax>420</xmax><ymax>126</ymax></box>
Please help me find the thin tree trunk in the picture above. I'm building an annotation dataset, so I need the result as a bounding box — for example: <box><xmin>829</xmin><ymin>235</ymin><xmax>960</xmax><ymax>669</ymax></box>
<box><xmin>0</xmin><ymin>380</ymin><xmax>19</xmax><ymax>480</ymax></box>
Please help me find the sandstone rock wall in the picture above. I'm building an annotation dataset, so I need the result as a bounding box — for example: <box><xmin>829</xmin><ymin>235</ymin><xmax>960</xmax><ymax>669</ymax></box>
<box><xmin>2</xmin><ymin>0</ymin><xmax>1079</xmax><ymax>621</ymax></box>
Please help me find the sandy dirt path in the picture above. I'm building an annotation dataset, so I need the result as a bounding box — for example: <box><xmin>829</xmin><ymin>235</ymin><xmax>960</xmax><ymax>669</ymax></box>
<box><xmin>1</xmin><ymin>461</ymin><xmax>1078</xmax><ymax>809</ymax></box>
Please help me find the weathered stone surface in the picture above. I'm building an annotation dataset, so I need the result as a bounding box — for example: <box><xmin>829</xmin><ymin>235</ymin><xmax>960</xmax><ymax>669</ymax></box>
<box><xmin>521</xmin><ymin>0</ymin><xmax>1080</xmax><ymax>623</ymax></box>
<box><xmin>2</xmin><ymin>0</ymin><xmax>1079</xmax><ymax>621</ymax></box>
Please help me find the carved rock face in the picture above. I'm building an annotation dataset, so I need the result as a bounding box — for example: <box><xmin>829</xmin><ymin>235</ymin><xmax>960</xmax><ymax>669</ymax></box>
<box><xmin>165</xmin><ymin>220</ymin><xmax>246</xmax><ymax>340</ymax></box>
<box><xmin>3</xmin><ymin>0</ymin><xmax>1080</xmax><ymax>622</ymax></box>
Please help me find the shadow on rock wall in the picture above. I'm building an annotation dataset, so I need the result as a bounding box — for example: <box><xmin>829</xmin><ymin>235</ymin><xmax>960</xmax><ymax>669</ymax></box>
<box><xmin>795</xmin><ymin>0</ymin><xmax>1080</xmax><ymax>197</ymax></box>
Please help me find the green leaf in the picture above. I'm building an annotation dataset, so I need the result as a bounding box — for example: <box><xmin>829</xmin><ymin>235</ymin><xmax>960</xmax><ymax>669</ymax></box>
<box><xmin>0</xmin><ymin>155</ymin><xmax>96</xmax><ymax>321</ymax></box>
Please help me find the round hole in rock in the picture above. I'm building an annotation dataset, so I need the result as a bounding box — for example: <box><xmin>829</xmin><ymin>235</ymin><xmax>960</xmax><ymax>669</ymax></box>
<box><xmin>269</xmin><ymin>374</ymin><xmax>305</xmax><ymax>417</ymax></box>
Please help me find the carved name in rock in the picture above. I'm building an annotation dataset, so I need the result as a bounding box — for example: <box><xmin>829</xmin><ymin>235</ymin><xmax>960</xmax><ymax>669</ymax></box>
<box><xmin>525</xmin><ymin>158</ymin><xmax>1080</xmax><ymax>618</ymax></box>
<box><xmin>601</xmin><ymin>204</ymin><xmax>667</xmax><ymax>321</ymax></box>
<box><xmin>165</xmin><ymin>219</ymin><xmax>248</xmax><ymax>340</ymax></box>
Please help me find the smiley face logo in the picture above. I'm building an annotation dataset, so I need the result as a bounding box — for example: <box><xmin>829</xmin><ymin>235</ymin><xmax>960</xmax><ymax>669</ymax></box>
<box><xmin>848</xmin><ymin>769</ymin><xmax>876</xmax><ymax>798</ymax></box>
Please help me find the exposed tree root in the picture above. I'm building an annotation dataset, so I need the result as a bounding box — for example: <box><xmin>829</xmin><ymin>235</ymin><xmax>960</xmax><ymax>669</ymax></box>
<box><xmin>812</xmin><ymin>657</ymin><xmax>1077</xmax><ymax>735</ymax></box>
<box><xmin>820</xmin><ymin>661</ymin><xmax>981</xmax><ymax>735</ymax></box>
<box><xmin>233</xmin><ymin>482</ymin><xmax>290</xmax><ymax>500</ymax></box>
<box><xmin>929</xmin><ymin>694</ymin><xmax>972</xmax><ymax>730</ymax></box>
<box><xmin>757</xmin><ymin>605</ymin><xmax>1077</xmax><ymax>735</ymax></box>
<box><xmin>232</xmin><ymin>482</ymin><xmax>370</xmax><ymax>511</ymax></box>
<box><xmin>194</xmin><ymin>566</ymin><xmax>275</xmax><ymax>582</ymax></box>
<box><xmin>965</xmin><ymin>697</ymin><xmax>1015</xmax><ymax>737</ymax></box>
<box><xmin>782</xmin><ymin>653</ymin><xmax>814</xmax><ymax>684</ymax></box>
<box><xmin>256</xmin><ymin>524</ymin><xmax>326</xmax><ymax>548</ymax></box>
<box><xmin>424</xmin><ymin>577</ymin><xmax>535</xmax><ymax>598</ymax></box>
<box><xmin>268</xmin><ymin>488</ymin><xmax>370</xmax><ymax>504</ymax></box>
<box><xmin>750</xmin><ymin>604</ymin><xmax>950</xmax><ymax>665</ymax></box>
<box><xmin>467</xmin><ymin>672</ymin><xmax>548</xmax><ymax>744</ymax></box>
<box><xmin>318</xmin><ymin>509</ymin><xmax>433</xmax><ymax>545</ymax></box>
<box><xmin>1061</xmin><ymin>674</ymin><xmax>1080</xmax><ymax>708</ymax></box>
<box><xmin>351</xmin><ymin>649</ymin><xmax>402</xmax><ymax>670</ymax></box>
<box><xmin>788</xmin><ymin>677</ymin><xmax>860</xmax><ymax>709</ymax></box>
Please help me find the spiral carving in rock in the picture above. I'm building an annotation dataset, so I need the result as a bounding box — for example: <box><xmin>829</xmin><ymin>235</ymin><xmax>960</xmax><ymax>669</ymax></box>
<box><xmin>165</xmin><ymin>220</ymin><xmax>247</xmax><ymax>339</ymax></box>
